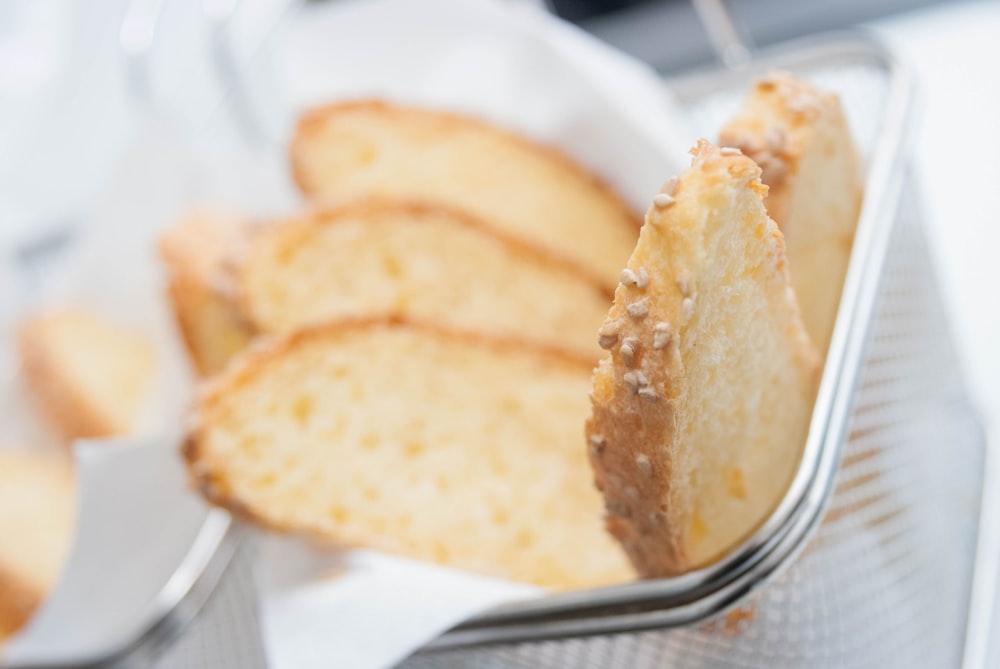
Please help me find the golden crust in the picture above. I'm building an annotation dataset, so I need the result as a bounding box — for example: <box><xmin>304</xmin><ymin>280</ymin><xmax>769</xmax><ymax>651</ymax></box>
<box><xmin>586</xmin><ymin>141</ymin><xmax>820</xmax><ymax>576</ymax></box>
<box><xmin>289</xmin><ymin>100</ymin><xmax>641</xmax><ymax>288</ymax></box>
<box><xmin>158</xmin><ymin>211</ymin><xmax>255</xmax><ymax>376</ymax></box>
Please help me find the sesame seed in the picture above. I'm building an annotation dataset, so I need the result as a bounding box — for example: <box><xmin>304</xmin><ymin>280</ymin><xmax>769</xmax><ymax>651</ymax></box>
<box><xmin>625</xmin><ymin>486</ymin><xmax>640</xmax><ymax>500</ymax></box>
<box><xmin>624</xmin><ymin>370</ymin><xmax>650</xmax><ymax>395</ymax></box>
<box><xmin>620</xmin><ymin>336</ymin><xmax>639</xmax><ymax>367</ymax></box>
<box><xmin>662</xmin><ymin>176</ymin><xmax>680</xmax><ymax>196</ymax></box>
<box><xmin>682</xmin><ymin>297</ymin><xmax>695</xmax><ymax>321</ymax></box>
<box><xmin>589</xmin><ymin>434</ymin><xmax>606</xmax><ymax>457</ymax></box>
<box><xmin>638</xmin><ymin>387</ymin><xmax>659</xmax><ymax>402</ymax></box>
<box><xmin>720</xmin><ymin>147</ymin><xmax>742</xmax><ymax>156</ymax></box>
<box><xmin>636</xmin><ymin>454</ymin><xmax>651</xmax><ymax>478</ymax></box>
<box><xmin>620</xmin><ymin>344</ymin><xmax>634</xmax><ymax>367</ymax></box>
<box><xmin>627</xmin><ymin>298</ymin><xmax>649</xmax><ymax>319</ymax></box>
<box><xmin>648</xmin><ymin>511</ymin><xmax>663</xmax><ymax>525</ymax></box>
<box><xmin>620</xmin><ymin>268</ymin><xmax>638</xmax><ymax>286</ymax></box>
<box><xmin>652</xmin><ymin>193</ymin><xmax>675</xmax><ymax>208</ymax></box>
<box><xmin>623</xmin><ymin>371</ymin><xmax>641</xmax><ymax>393</ymax></box>
<box><xmin>652</xmin><ymin>322</ymin><xmax>672</xmax><ymax>350</ymax></box>
<box><xmin>635</xmin><ymin>266</ymin><xmax>649</xmax><ymax>289</ymax></box>
<box><xmin>598</xmin><ymin>319</ymin><xmax>620</xmax><ymax>350</ymax></box>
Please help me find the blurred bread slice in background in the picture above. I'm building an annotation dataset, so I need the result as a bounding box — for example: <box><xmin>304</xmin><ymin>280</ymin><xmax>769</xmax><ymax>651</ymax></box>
<box><xmin>158</xmin><ymin>211</ymin><xmax>253</xmax><ymax>376</ymax></box>
<box><xmin>587</xmin><ymin>142</ymin><xmax>820</xmax><ymax>576</ymax></box>
<box><xmin>0</xmin><ymin>452</ymin><xmax>75</xmax><ymax>641</ymax></box>
<box><xmin>18</xmin><ymin>310</ymin><xmax>156</xmax><ymax>442</ymax></box>
<box><xmin>231</xmin><ymin>199</ymin><xmax>613</xmax><ymax>359</ymax></box>
<box><xmin>184</xmin><ymin>318</ymin><xmax>634</xmax><ymax>589</ymax></box>
<box><xmin>290</xmin><ymin>101</ymin><xmax>641</xmax><ymax>288</ymax></box>
<box><xmin>719</xmin><ymin>71</ymin><xmax>863</xmax><ymax>356</ymax></box>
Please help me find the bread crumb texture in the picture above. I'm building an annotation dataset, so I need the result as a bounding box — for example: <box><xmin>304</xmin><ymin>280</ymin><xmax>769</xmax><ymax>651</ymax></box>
<box><xmin>186</xmin><ymin>319</ymin><xmax>634</xmax><ymax>589</ymax></box>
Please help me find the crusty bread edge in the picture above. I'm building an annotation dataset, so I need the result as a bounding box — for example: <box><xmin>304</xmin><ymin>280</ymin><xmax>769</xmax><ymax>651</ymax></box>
<box><xmin>585</xmin><ymin>142</ymin><xmax>821</xmax><ymax>577</ymax></box>
<box><xmin>229</xmin><ymin>197</ymin><xmax>616</xmax><ymax>335</ymax></box>
<box><xmin>157</xmin><ymin>227</ymin><xmax>256</xmax><ymax>377</ymax></box>
<box><xmin>182</xmin><ymin>316</ymin><xmax>598</xmax><ymax>544</ymax></box>
<box><xmin>16</xmin><ymin>318</ymin><xmax>119</xmax><ymax>442</ymax></box>
<box><xmin>289</xmin><ymin>99</ymin><xmax>642</xmax><ymax>230</ymax></box>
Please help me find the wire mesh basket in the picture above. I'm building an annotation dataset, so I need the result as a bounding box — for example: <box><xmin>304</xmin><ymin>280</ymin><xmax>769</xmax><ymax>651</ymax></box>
<box><xmin>391</xmin><ymin>35</ymin><xmax>987</xmax><ymax>668</ymax></box>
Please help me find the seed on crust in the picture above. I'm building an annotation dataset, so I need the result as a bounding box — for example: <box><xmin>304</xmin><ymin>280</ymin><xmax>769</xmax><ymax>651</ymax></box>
<box><xmin>652</xmin><ymin>193</ymin><xmax>675</xmax><ymax>208</ymax></box>
<box><xmin>598</xmin><ymin>319</ymin><xmax>620</xmax><ymax>349</ymax></box>
<box><xmin>620</xmin><ymin>336</ymin><xmax>640</xmax><ymax>367</ymax></box>
<box><xmin>652</xmin><ymin>322</ymin><xmax>672</xmax><ymax>350</ymax></box>
<box><xmin>626</xmin><ymin>299</ymin><xmax>649</xmax><ymax>320</ymax></box>
<box><xmin>620</xmin><ymin>268</ymin><xmax>639</xmax><ymax>286</ymax></box>
<box><xmin>638</xmin><ymin>386</ymin><xmax>658</xmax><ymax>402</ymax></box>
<box><xmin>623</xmin><ymin>370</ymin><xmax>643</xmax><ymax>393</ymax></box>
<box><xmin>635</xmin><ymin>266</ymin><xmax>649</xmax><ymax>289</ymax></box>
<box><xmin>636</xmin><ymin>453</ymin><xmax>652</xmax><ymax>477</ymax></box>
<box><xmin>661</xmin><ymin>176</ymin><xmax>680</xmax><ymax>196</ymax></box>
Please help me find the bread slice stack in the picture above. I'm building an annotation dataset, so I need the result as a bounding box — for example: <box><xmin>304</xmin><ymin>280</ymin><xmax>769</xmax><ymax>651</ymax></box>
<box><xmin>290</xmin><ymin>101</ymin><xmax>641</xmax><ymax>288</ymax></box>
<box><xmin>719</xmin><ymin>72</ymin><xmax>863</xmax><ymax>355</ymax></box>
<box><xmin>185</xmin><ymin>319</ymin><xmax>633</xmax><ymax>589</ymax></box>
<box><xmin>587</xmin><ymin>142</ymin><xmax>821</xmax><ymax>576</ymax></box>
<box><xmin>0</xmin><ymin>452</ymin><xmax>75</xmax><ymax>641</ymax></box>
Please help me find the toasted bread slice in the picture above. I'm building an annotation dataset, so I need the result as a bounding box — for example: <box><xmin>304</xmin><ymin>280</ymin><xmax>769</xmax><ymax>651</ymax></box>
<box><xmin>158</xmin><ymin>211</ymin><xmax>253</xmax><ymax>376</ymax></box>
<box><xmin>0</xmin><ymin>452</ymin><xmax>75</xmax><ymax>641</ymax></box>
<box><xmin>290</xmin><ymin>101</ymin><xmax>640</xmax><ymax>287</ymax></box>
<box><xmin>185</xmin><ymin>319</ymin><xmax>633</xmax><ymax>589</ymax></box>
<box><xmin>586</xmin><ymin>142</ymin><xmax>820</xmax><ymax>576</ymax></box>
<box><xmin>719</xmin><ymin>72</ymin><xmax>863</xmax><ymax>355</ymax></box>
<box><xmin>18</xmin><ymin>310</ymin><xmax>156</xmax><ymax>442</ymax></box>
<box><xmin>232</xmin><ymin>199</ymin><xmax>612</xmax><ymax>359</ymax></box>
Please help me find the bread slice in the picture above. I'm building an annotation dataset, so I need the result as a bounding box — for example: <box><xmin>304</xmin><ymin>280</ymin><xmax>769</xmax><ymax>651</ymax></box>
<box><xmin>184</xmin><ymin>318</ymin><xmax>633</xmax><ymax>589</ymax></box>
<box><xmin>158</xmin><ymin>211</ymin><xmax>253</xmax><ymax>376</ymax></box>
<box><xmin>719</xmin><ymin>72</ymin><xmax>863</xmax><ymax>355</ymax></box>
<box><xmin>0</xmin><ymin>452</ymin><xmax>75</xmax><ymax>641</ymax></box>
<box><xmin>586</xmin><ymin>142</ymin><xmax>821</xmax><ymax>577</ymax></box>
<box><xmin>290</xmin><ymin>101</ymin><xmax>641</xmax><ymax>287</ymax></box>
<box><xmin>18</xmin><ymin>310</ymin><xmax>156</xmax><ymax>442</ymax></box>
<box><xmin>232</xmin><ymin>199</ymin><xmax>612</xmax><ymax>359</ymax></box>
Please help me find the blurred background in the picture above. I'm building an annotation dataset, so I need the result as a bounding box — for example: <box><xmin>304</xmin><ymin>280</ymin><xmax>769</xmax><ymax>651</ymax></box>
<box><xmin>1</xmin><ymin>0</ymin><xmax>998</xmax><ymax>665</ymax></box>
